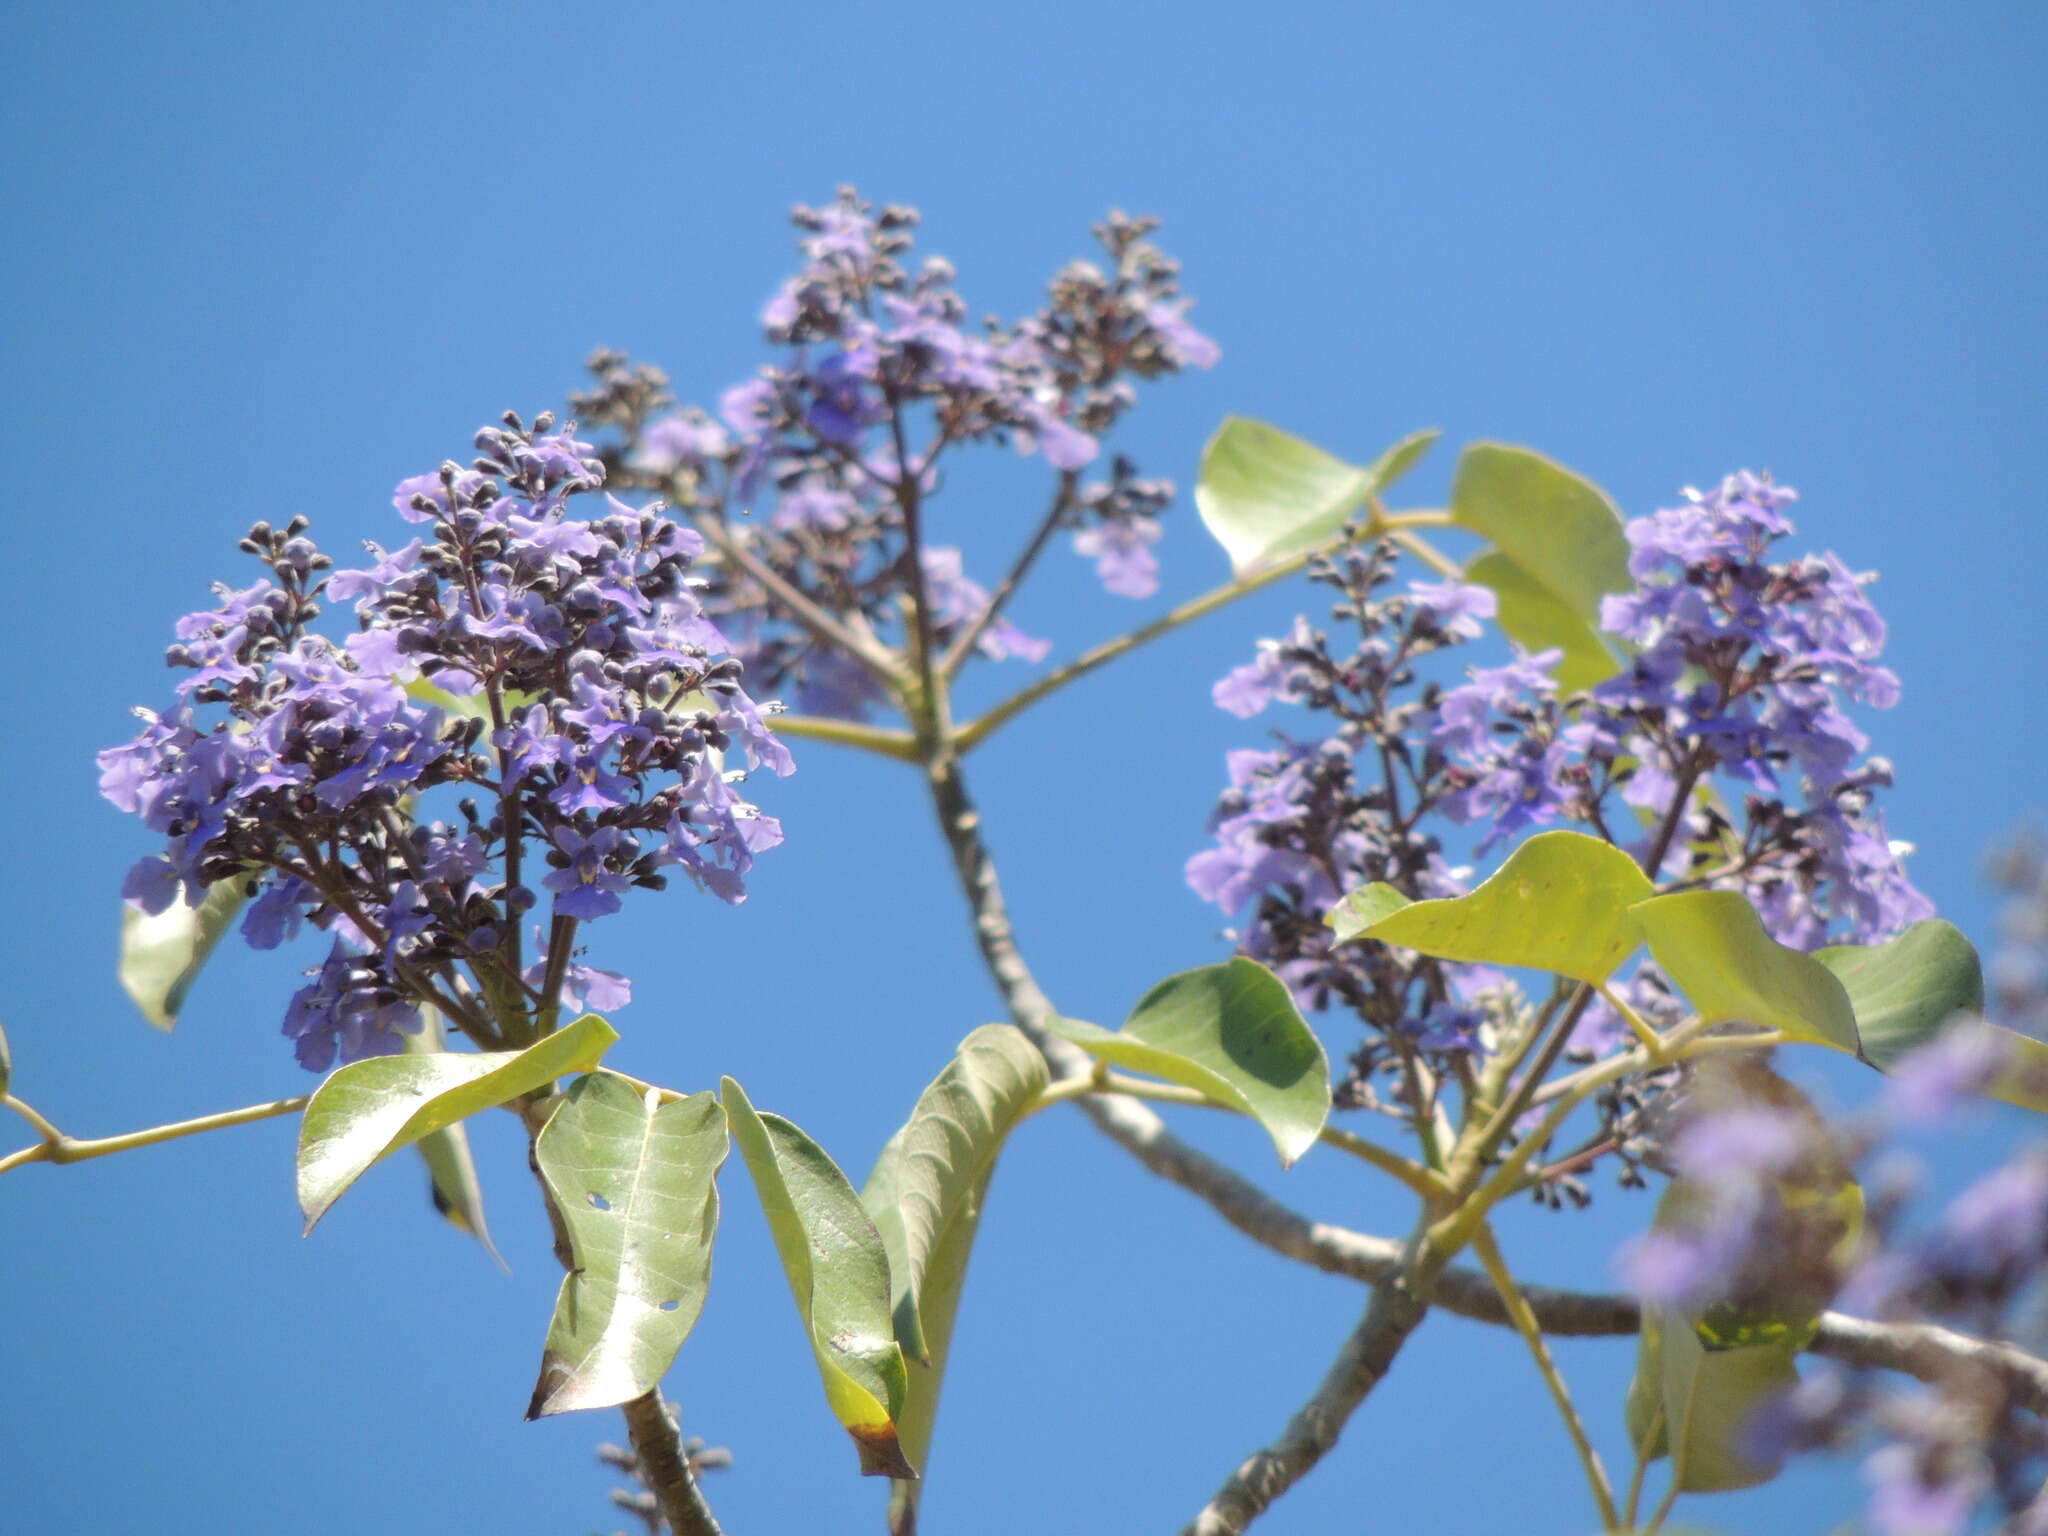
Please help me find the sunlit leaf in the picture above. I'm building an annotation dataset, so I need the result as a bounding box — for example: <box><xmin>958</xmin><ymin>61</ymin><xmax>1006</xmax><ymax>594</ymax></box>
<box><xmin>0</xmin><ymin>1018</ymin><xmax>11</xmax><ymax>1097</ymax></box>
<box><xmin>1463</xmin><ymin>549</ymin><xmax>1622</xmax><ymax>693</ymax></box>
<box><xmin>866</xmin><ymin>1137</ymin><xmax>995</xmax><ymax>1536</ymax></box>
<box><xmin>1329</xmin><ymin>831</ymin><xmax>1653</xmax><ymax>984</ymax></box>
<box><xmin>297</xmin><ymin>1013</ymin><xmax>617</xmax><ymax>1230</ymax></box>
<box><xmin>864</xmin><ymin>1025</ymin><xmax>1047</xmax><ymax>1363</ymax></box>
<box><xmin>1816</xmin><ymin>920</ymin><xmax>1985</xmax><ymax>1069</ymax></box>
<box><xmin>1048</xmin><ymin>958</ymin><xmax>1329</xmax><ymax>1166</ymax></box>
<box><xmin>1195</xmin><ymin>417</ymin><xmax>1439</xmax><ymax>575</ymax></box>
<box><xmin>1632</xmin><ymin>891</ymin><xmax>1860</xmax><ymax>1054</ymax></box>
<box><xmin>119</xmin><ymin>878</ymin><xmax>250</xmax><ymax>1031</ymax></box>
<box><xmin>721</xmin><ymin>1077</ymin><xmax>913</xmax><ymax>1478</ymax></box>
<box><xmin>405</xmin><ymin>1009</ymin><xmax>502</xmax><ymax>1267</ymax></box>
<box><xmin>1449</xmin><ymin>442</ymin><xmax>1631</xmax><ymax>625</ymax></box>
<box><xmin>1624</xmin><ymin>1061</ymin><xmax>1862</xmax><ymax>1492</ymax></box>
<box><xmin>528</xmin><ymin>1073</ymin><xmax>727</xmax><ymax>1418</ymax></box>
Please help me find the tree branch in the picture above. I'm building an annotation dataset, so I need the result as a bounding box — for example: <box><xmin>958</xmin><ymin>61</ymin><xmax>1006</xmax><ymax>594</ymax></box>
<box><xmin>622</xmin><ymin>1391</ymin><xmax>727</xmax><ymax>1536</ymax></box>
<box><xmin>1181</xmin><ymin>1268</ymin><xmax>1430</xmax><ymax>1535</ymax></box>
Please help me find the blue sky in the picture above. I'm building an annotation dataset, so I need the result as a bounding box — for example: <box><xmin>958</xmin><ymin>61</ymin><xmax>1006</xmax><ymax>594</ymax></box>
<box><xmin>3</xmin><ymin>4</ymin><xmax>2044</xmax><ymax>1533</ymax></box>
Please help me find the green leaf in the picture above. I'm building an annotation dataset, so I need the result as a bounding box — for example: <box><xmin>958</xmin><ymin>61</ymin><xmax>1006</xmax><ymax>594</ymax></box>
<box><xmin>865</xmin><ymin>1025</ymin><xmax>1048</xmax><ymax>1363</ymax></box>
<box><xmin>528</xmin><ymin>1073</ymin><xmax>728</xmax><ymax>1418</ymax></box>
<box><xmin>297</xmin><ymin>1013</ymin><xmax>617</xmax><ymax>1230</ymax></box>
<box><xmin>404</xmin><ymin>1009</ymin><xmax>503</xmax><ymax>1268</ymax></box>
<box><xmin>1815</xmin><ymin>920</ymin><xmax>1985</xmax><ymax>1069</ymax></box>
<box><xmin>720</xmin><ymin>1077</ymin><xmax>913</xmax><ymax>1479</ymax></box>
<box><xmin>1624</xmin><ymin>1061</ymin><xmax>1861</xmax><ymax>1493</ymax></box>
<box><xmin>1463</xmin><ymin>549</ymin><xmax>1623</xmax><ymax>694</ymax></box>
<box><xmin>866</xmin><ymin>1135</ymin><xmax>995</xmax><ymax>1536</ymax></box>
<box><xmin>1632</xmin><ymin>891</ymin><xmax>1861</xmax><ymax>1054</ymax></box>
<box><xmin>1449</xmin><ymin>442</ymin><xmax>1632</xmax><ymax>624</ymax></box>
<box><xmin>1811</xmin><ymin>921</ymin><xmax>2048</xmax><ymax>1114</ymax></box>
<box><xmin>1194</xmin><ymin>417</ymin><xmax>1439</xmax><ymax>575</ymax></box>
<box><xmin>1047</xmin><ymin>958</ymin><xmax>1329</xmax><ymax>1166</ymax></box>
<box><xmin>1629</xmin><ymin>1313</ymin><xmax>1803</xmax><ymax>1493</ymax></box>
<box><xmin>1328</xmin><ymin>831</ymin><xmax>1654</xmax><ymax>984</ymax></box>
<box><xmin>119</xmin><ymin>878</ymin><xmax>249</xmax><ymax>1031</ymax></box>
<box><xmin>0</xmin><ymin>1017</ymin><xmax>11</xmax><ymax>1097</ymax></box>
<box><xmin>402</xmin><ymin>677</ymin><xmax>537</xmax><ymax>723</ymax></box>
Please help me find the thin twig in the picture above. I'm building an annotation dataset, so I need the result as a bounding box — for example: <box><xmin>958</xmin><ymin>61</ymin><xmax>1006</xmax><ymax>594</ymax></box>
<box><xmin>938</xmin><ymin>471</ymin><xmax>1075</xmax><ymax>679</ymax></box>
<box><xmin>691</xmin><ymin>512</ymin><xmax>904</xmax><ymax>689</ymax></box>
<box><xmin>0</xmin><ymin>1092</ymin><xmax>310</xmax><ymax>1176</ymax></box>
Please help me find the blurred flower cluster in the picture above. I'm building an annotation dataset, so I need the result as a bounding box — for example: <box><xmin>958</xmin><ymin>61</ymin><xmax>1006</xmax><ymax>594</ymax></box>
<box><xmin>100</xmin><ymin>413</ymin><xmax>790</xmax><ymax>1068</ymax></box>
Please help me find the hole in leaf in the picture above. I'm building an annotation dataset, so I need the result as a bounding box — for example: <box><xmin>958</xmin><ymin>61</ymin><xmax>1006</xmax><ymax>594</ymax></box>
<box><xmin>658</xmin><ymin>1298</ymin><xmax>681</xmax><ymax>1312</ymax></box>
<box><xmin>587</xmin><ymin>1191</ymin><xmax>610</xmax><ymax>1211</ymax></box>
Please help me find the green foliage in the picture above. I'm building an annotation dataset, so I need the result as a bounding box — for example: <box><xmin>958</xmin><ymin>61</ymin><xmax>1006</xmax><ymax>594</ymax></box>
<box><xmin>720</xmin><ymin>1077</ymin><xmax>913</xmax><ymax>1478</ymax></box>
<box><xmin>0</xmin><ymin>1017</ymin><xmax>11</xmax><ymax>1098</ymax></box>
<box><xmin>1328</xmin><ymin>831</ymin><xmax>1654</xmax><ymax>984</ymax></box>
<box><xmin>528</xmin><ymin>1073</ymin><xmax>728</xmax><ymax>1418</ymax></box>
<box><xmin>1817</xmin><ymin>920</ymin><xmax>1985</xmax><ymax>1069</ymax></box>
<box><xmin>1194</xmin><ymin>416</ymin><xmax>1437</xmax><ymax>574</ymax></box>
<box><xmin>1449</xmin><ymin>442</ymin><xmax>1631</xmax><ymax>627</ymax></box>
<box><xmin>1633</xmin><ymin>892</ymin><xmax>1861</xmax><ymax>1054</ymax></box>
<box><xmin>119</xmin><ymin>878</ymin><xmax>249</xmax><ymax>1031</ymax></box>
<box><xmin>404</xmin><ymin>1010</ymin><xmax>502</xmax><ymax>1267</ymax></box>
<box><xmin>860</xmin><ymin>1026</ymin><xmax>1048</xmax><ymax>1533</ymax></box>
<box><xmin>861</xmin><ymin>1024</ymin><xmax>1048</xmax><ymax>1364</ymax></box>
<box><xmin>1624</xmin><ymin>1063</ymin><xmax>1862</xmax><ymax>1494</ymax></box>
<box><xmin>1048</xmin><ymin>958</ymin><xmax>1329</xmax><ymax>1166</ymax></box>
<box><xmin>296</xmin><ymin>1013</ymin><xmax>617</xmax><ymax>1229</ymax></box>
<box><xmin>1462</xmin><ymin>548</ymin><xmax>1622</xmax><ymax>693</ymax></box>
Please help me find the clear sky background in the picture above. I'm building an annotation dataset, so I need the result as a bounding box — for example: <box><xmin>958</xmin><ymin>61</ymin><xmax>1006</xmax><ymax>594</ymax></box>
<box><xmin>3</xmin><ymin>4</ymin><xmax>2045</xmax><ymax>1533</ymax></box>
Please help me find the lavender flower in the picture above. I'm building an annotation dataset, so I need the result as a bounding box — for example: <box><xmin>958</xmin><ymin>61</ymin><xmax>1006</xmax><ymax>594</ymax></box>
<box><xmin>101</xmin><ymin>412</ymin><xmax>791</xmax><ymax>1067</ymax></box>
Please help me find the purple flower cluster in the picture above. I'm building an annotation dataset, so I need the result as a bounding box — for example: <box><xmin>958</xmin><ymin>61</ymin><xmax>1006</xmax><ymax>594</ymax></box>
<box><xmin>100</xmin><ymin>413</ymin><xmax>790</xmax><ymax>1069</ymax></box>
<box><xmin>576</xmin><ymin>190</ymin><xmax>1218</xmax><ymax>718</ymax></box>
<box><xmin>1186</xmin><ymin>544</ymin><xmax>1518</xmax><ymax>1094</ymax></box>
<box><xmin>1416</xmin><ymin>471</ymin><xmax>1929</xmax><ymax>949</ymax></box>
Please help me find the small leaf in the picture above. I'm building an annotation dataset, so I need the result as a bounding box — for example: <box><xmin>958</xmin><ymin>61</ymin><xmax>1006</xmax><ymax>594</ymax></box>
<box><xmin>1624</xmin><ymin>1063</ymin><xmax>1861</xmax><ymax>1493</ymax></box>
<box><xmin>865</xmin><ymin>1025</ymin><xmax>1048</xmax><ymax>1363</ymax></box>
<box><xmin>0</xmin><ymin>1018</ymin><xmax>11</xmax><ymax>1097</ymax></box>
<box><xmin>1449</xmin><ymin>442</ymin><xmax>1631</xmax><ymax>625</ymax></box>
<box><xmin>721</xmin><ymin>1077</ymin><xmax>913</xmax><ymax>1478</ymax></box>
<box><xmin>1463</xmin><ymin>549</ymin><xmax>1623</xmax><ymax>694</ymax></box>
<box><xmin>1329</xmin><ymin>831</ymin><xmax>1654</xmax><ymax>984</ymax></box>
<box><xmin>1632</xmin><ymin>892</ymin><xmax>1860</xmax><ymax>1054</ymax></box>
<box><xmin>1048</xmin><ymin>958</ymin><xmax>1329</xmax><ymax>1166</ymax></box>
<box><xmin>297</xmin><ymin>1013</ymin><xmax>617</xmax><ymax>1230</ymax></box>
<box><xmin>1815</xmin><ymin>920</ymin><xmax>1986</xmax><ymax>1069</ymax></box>
<box><xmin>405</xmin><ymin>1009</ymin><xmax>502</xmax><ymax>1268</ymax></box>
<box><xmin>119</xmin><ymin>878</ymin><xmax>250</xmax><ymax>1031</ymax></box>
<box><xmin>528</xmin><ymin>1073</ymin><xmax>727</xmax><ymax>1418</ymax></box>
<box><xmin>867</xmin><ymin>1137</ymin><xmax>996</xmax><ymax>1536</ymax></box>
<box><xmin>1642</xmin><ymin>1315</ymin><xmax>1803</xmax><ymax>1493</ymax></box>
<box><xmin>1195</xmin><ymin>417</ymin><xmax>1439</xmax><ymax>575</ymax></box>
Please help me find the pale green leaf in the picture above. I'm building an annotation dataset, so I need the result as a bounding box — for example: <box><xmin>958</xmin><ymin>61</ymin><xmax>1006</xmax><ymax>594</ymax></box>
<box><xmin>1047</xmin><ymin>958</ymin><xmax>1329</xmax><ymax>1166</ymax></box>
<box><xmin>0</xmin><ymin>1017</ymin><xmax>11</xmax><ymax>1097</ymax></box>
<box><xmin>1195</xmin><ymin>417</ymin><xmax>1439</xmax><ymax>575</ymax></box>
<box><xmin>1328</xmin><ymin>831</ymin><xmax>1654</xmax><ymax>984</ymax></box>
<box><xmin>1815</xmin><ymin>920</ymin><xmax>1985</xmax><ymax>1070</ymax></box>
<box><xmin>405</xmin><ymin>1009</ymin><xmax>502</xmax><ymax>1267</ymax></box>
<box><xmin>867</xmin><ymin>1136</ymin><xmax>995</xmax><ymax>1536</ymax></box>
<box><xmin>864</xmin><ymin>1025</ymin><xmax>1047</xmax><ymax>1363</ymax></box>
<box><xmin>1463</xmin><ymin>549</ymin><xmax>1622</xmax><ymax>693</ymax></box>
<box><xmin>1449</xmin><ymin>442</ymin><xmax>1631</xmax><ymax>623</ymax></box>
<box><xmin>1635</xmin><ymin>1315</ymin><xmax>1802</xmax><ymax>1493</ymax></box>
<box><xmin>721</xmin><ymin>1077</ymin><xmax>913</xmax><ymax>1478</ymax></box>
<box><xmin>119</xmin><ymin>878</ymin><xmax>250</xmax><ymax>1031</ymax></box>
<box><xmin>528</xmin><ymin>1073</ymin><xmax>727</xmax><ymax>1417</ymax></box>
<box><xmin>297</xmin><ymin>1013</ymin><xmax>617</xmax><ymax>1230</ymax></box>
<box><xmin>1632</xmin><ymin>891</ymin><xmax>1860</xmax><ymax>1054</ymax></box>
